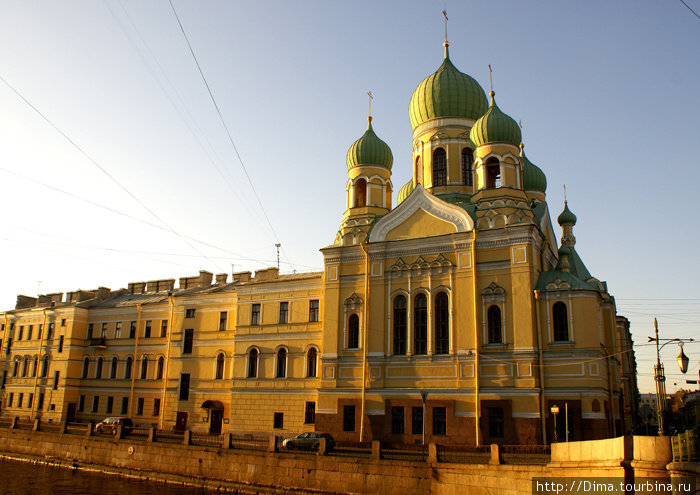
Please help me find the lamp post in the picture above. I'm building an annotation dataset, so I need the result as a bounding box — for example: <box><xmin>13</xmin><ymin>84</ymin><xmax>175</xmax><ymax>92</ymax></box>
<box><xmin>648</xmin><ymin>318</ymin><xmax>693</xmax><ymax>436</ymax></box>
<box><xmin>551</xmin><ymin>404</ymin><xmax>559</xmax><ymax>443</ymax></box>
<box><xmin>420</xmin><ymin>391</ymin><xmax>428</xmax><ymax>446</ymax></box>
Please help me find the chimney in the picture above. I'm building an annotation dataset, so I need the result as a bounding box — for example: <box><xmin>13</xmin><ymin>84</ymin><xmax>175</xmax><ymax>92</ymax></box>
<box><xmin>232</xmin><ymin>271</ymin><xmax>252</xmax><ymax>284</ymax></box>
<box><xmin>215</xmin><ymin>273</ymin><xmax>228</xmax><ymax>284</ymax></box>
<box><xmin>15</xmin><ymin>295</ymin><xmax>37</xmax><ymax>310</ymax></box>
<box><xmin>128</xmin><ymin>282</ymin><xmax>146</xmax><ymax>294</ymax></box>
<box><xmin>198</xmin><ymin>271</ymin><xmax>213</xmax><ymax>287</ymax></box>
<box><xmin>96</xmin><ymin>287</ymin><xmax>111</xmax><ymax>300</ymax></box>
<box><xmin>254</xmin><ymin>267</ymin><xmax>279</xmax><ymax>281</ymax></box>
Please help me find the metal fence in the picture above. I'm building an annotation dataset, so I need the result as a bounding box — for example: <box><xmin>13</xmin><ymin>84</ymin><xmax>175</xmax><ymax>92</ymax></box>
<box><xmin>331</xmin><ymin>442</ymin><xmax>372</xmax><ymax>458</ymax></box>
<box><xmin>191</xmin><ymin>432</ymin><xmax>224</xmax><ymax>448</ymax></box>
<box><xmin>229</xmin><ymin>433</ymin><xmax>267</xmax><ymax>452</ymax></box>
<box><xmin>381</xmin><ymin>445</ymin><xmax>428</xmax><ymax>462</ymax></box>
<box><xmin>501</xmin><ymin>444</ymin><xmax>550</xmax><ymax>465</ymax></box>
<box><xmin>154</xmin><ymin>430</ymin><xmax>185</xmax><ymax>444</ymax></box>
<box><xmin>437</xmin><ymin>444</ymin><xmax>490</xmax><ymax>464</ymax></box>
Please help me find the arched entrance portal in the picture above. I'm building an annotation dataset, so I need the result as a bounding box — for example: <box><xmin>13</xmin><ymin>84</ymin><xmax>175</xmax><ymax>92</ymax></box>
<box><xmin>202</xmin><ymin>400</ymin><xmax>224</xmax><ymax>434</ymax></box>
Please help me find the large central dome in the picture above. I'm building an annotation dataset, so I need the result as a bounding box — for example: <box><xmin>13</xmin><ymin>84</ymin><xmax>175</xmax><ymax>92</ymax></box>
<box><xmin>408</xmin><ymin>44</ymin><xmax>488</xmax><ymax>130</ymax></box>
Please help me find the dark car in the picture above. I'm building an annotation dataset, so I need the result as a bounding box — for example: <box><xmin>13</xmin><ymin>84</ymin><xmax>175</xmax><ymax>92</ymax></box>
<box><xmin>94</xmin><ymin>417</ymin><xmax>133</xmax><ymax>435</ymax></box>
<box><xmin>282</xmin><ymin>432</ymin><xmax>334</xmax><ymax>451</ymax></box>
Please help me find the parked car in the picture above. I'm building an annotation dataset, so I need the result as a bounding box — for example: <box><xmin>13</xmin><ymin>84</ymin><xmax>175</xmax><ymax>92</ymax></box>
<box><xmin>282</xmin><ymin>432</ymin><xmax>334</xmax><ymax>451</ymax></box>
<box><xmin>94</xmin><ymin>417</ymin><xmax>133</xmax><ymax>435</ymax></box>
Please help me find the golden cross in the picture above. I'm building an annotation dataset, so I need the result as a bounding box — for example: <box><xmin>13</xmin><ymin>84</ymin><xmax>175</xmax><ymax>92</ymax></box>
<box><xmin>442</xmin><ymin>10</ymin><xmax>448</xmax><ymax>43</ymax></box>
<box><xmin>488</xmin><ymin>64</ymin><xmax>493</xmax><ymax>92</ymax></box>
<box><xmin>563</xmin><ymin>184</ymin><xmax>567</xmax><ymax>203</ymax></box>
<box><xmin>367</xmin><ymin>91</ymin><xmax>373</xmax><ymax>117</ymax></box>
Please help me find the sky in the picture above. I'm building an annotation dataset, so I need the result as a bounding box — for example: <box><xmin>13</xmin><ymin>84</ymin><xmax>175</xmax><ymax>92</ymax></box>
<box><xmin>0</xmin><ymin>0</ymin><xmax>698</xmax><ymax>394</ymax></box>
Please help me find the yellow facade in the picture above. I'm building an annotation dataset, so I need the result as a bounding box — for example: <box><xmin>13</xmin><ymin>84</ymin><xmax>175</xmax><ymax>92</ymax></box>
<box><xmin>0</xmin><ymin>39</ymin><xmax>637</xmax><ymax>445</ymax></box>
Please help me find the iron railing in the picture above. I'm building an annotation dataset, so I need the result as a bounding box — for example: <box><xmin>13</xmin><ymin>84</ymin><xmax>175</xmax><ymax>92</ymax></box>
<box><xmin>437</xmin><ymin>445</ymin><xmax>491</xmax><ymax>464</ymax></box>
<box><xmin>501</xmin><ymin>444</ymin><xmax>551</xmax><ymax>465</ymax></box>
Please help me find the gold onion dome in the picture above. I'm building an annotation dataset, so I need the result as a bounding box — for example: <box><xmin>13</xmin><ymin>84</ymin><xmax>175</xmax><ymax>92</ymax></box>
<box><xmin>469</xmin><ymin>91</ymin><xmax>522</xmax><ymax>147</ymax></box>
<box><xmin>397</xmin><ymin>179</ymin><xmax>415</xmax><ymax>205</ymax></box>
<box><xmin>520</xmin><ymin>144</ymin><xmax>547</xmax><ymax>193</ymax></box>
<box><xmin>408</xmin><ymin>44</ymin><xmax>488</xmax><ymax>130</ymax></box>
<box><xmin>346</xmin><ymin>117</ymin><xmax>393</xmax><ymax>170</ymax></box>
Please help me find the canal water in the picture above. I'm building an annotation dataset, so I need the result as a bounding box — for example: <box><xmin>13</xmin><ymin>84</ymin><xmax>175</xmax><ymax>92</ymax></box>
<box><xmin>0</xmin><ymin>458</ymin><xmax>216</xmax><ymax>494</ymax></box>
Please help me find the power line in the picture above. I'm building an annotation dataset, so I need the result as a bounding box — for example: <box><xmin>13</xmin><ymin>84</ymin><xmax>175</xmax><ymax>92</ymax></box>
<box><xmin>0</xmin><ymin>74</ymin><xmax>225</xmax><ymax>273</ymax></box>
<box><xmin>678</xmin><ymin>0</ymin><xmax>700</xmax><ymax>20</ymax></box>
<box><xmin>167</xmin><ymin>0</ymin><xmax>294</xmax><ymax>271</ymax></box>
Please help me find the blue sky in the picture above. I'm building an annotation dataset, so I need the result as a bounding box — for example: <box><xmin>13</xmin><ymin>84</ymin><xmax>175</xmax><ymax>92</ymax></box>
<box><xmin>1</xmin><ymin>1</ymin><xmax>698</xmax><ymax>393</ymax></box>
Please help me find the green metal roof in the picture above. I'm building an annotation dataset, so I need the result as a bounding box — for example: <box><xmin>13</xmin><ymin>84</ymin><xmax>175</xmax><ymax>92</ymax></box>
<box><xmin>346</xmin><ymin>119</ymin><xmax>393</xmax><ymax>170</ymax></box>
<box><xmin>557</xmin><ymin>202</ymin><xmax>577</xmax><ymax>226</ymax></box>
<box><xmin>408</xmin><ymin>45</ymin><xmax>488</xmax><ymax>130</ymax></box>
<box><xmin>470</xmin><ymin>91</ymin><xmax>521</xmax><ymax>148</ymax></box>
<box><xmin>520</xmin><ymin>146</ymin><xmax>547</xmax><ymax>193</ymax></box>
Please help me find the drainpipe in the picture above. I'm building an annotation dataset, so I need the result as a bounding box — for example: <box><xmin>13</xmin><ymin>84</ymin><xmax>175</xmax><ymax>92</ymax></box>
<box><xmin>30</xmin><ymin>308</ymin><xmax>49</xmax><ymax>420</ymax></box>
<box><xmin>359</xmin><ymin>242</ymin><xmax>370</xmax><ymax>442</ymax></box>
<box><xmin>160</xmin><ymin>293</ymin><xmax>175</xmax><ymax>429</ymax></box>
<box><xmin>534</xmin><ymin>290</ymin><xmax>547</xmax><ymax>445</ymax></box>
<box><xmin>128</xmin><ymin>304</ymin><xmax>142</xmax><ymax>418</ymax></box>
<box><xmin>471</xmin><ymin>235</ymin><xmax>480</xmax><ymax>446</ymax></box>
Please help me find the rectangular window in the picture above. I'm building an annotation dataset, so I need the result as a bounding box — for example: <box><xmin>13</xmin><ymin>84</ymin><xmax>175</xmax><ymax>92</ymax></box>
<box><xmin>53</xmin><ymin>371</ymin><xmax>60</xmax><ymax>390</ymax></box>
<box><xmin>115</xmin><ymin>321</ymin><xmax>122</xmax><ymax>339</ymax></box>
<box><xmin>432</xmin><ymin>407</ymin><xmax>447</xmax><ymax>435</ymax></box>
<box><xmin>251</xmin><ymin>304</ymin><xmax>260</xmax><ymax>325</ymax></box>
<box><xmin>0</xmin><ymin>370</ymin><xmax>6</xmax><ymax>389</ymax></box>
<box><xmin>92</xmin><ymin>396</ymin><xmax>99</xmax><ymax>413</ymax></box>
<box><xmin>78</xmin><ymin>395</ymin><xmax>85</xmax><ymax>412</ymax></box>
<box><xmin>144</xmin><ymin>320</ymin><xmax>152</xmax><ymax>338</ymax></box>
<box><xmin>136</xmin><ymin>397</ymin><xmax>144</xmax><ymax>416</ymax></box>
<box><xmin>106</xmin><ymin>396</ymin><xmax>114</xmax><ymax>414</ymax></box>
<box><xmin>488</xmin><ymin>407</ymin><xmax>505</xmax><ymax>438</ymax></box>
<box><xmin>392</xmin><ymin>406</ymin><xmax>405</xmax><ymax>435</ymax></box>
<box><xmin>18</xmin><ymin>326</ymin><xmax>23</xmax><ymax>341</ymax></box>
<box><xmin>183</xmin><ymin>329</ymin><xmax>194</xmax><ymax>354</ymax></box>
<box><xmin>27</xmin><ymin>393</ymin><xmax>33</xmax><ymax>409</ymax></box>
<box><xmin>309</xmin><ymin>300</ymin><xmax>319</xmax><ymax>322</ymax></box>
<box><xmin>8</xmin><ymin>393</ymin><xmax>13</xmax><ymax>408</ymax></box>
<box><xmin>61</xmin><ymin>318</ymin><xmax>66</xmax><ymax>327</ymax></box>
<box><xmin>58</xmin><ymin>335</ymin><xmax>64</xmax><ymax>353</ymax></box>
<box><xmin>121</xmin><ymin>397</ymin><xmax>128</xmax><ymax>415</ymax></box>
<box><xmin>153</xmin><ymin>398</ymin><xmax>160</xmax><ymax>416</ymax></box>
<box><xmin>160</xmin><ymin>320</ymin><xmax>167</xmax><ymax>337</ymax></box>
<box><xmin>343</xmin><ymin>405</ymin><xmax>356</xmax><ymax>432</ymax></box>
<box><xmin>87</xmin><ymin>323</ymin><xmax>94</xmax><ymax>340</ymax></box>
<box><xmin>304</xmin><ymin>402</ymin><xmax>316</xmax><ymax>424</ymax></box>
<box><xmin>219</xmin><ymin>312</ymin><xmax>227</xmax><ymax>331</ymax></box>
<box><xmin>37</xmin><ymin>393</ymin><xmax>45</xmax><ymax>410</ymax></box>
<box><xmin>47</xmin><ymin>323</ymin><xmax>54</xmax><ymax>339</ymax></box>
<box><xmin>129</xmin><ymin>321</ymin><xmax>136</xmax><ymax>339</ymax></box>
<box><xmin>179</xmin><ymin>373</ymin><xmax>190</xmax><ymax>400</ymax></box>
<box><xmin>37</xmin><ymin>324</ymin><xmax>43</xmax><ymax>340</ymax></box>
<box><xmin>185</xmin><ymin>308</ymin><xmax>195</xmax><ymax>318</ymax></box>
<box><xmin>278</xmin><ymin>302</ymin><xmax>288</xmax><ymax>324</ymax></box>
<box><xmin>273</xmin><ymin>412</ymin><xmax>284</xmax><ymax>429</ymax></box>
<box><xmin>18</xmin><ymin>393</ymin><xmax>23</xmax><ymax>408</ymax></box>
<box><xmin>5</xmin><ymin>338</ymin><xmax>10</xmax><ymax>354</ymax></box>
<box><xmin>100</xmin><ymin>322</ymin><xmax>107</xmax><ymax>338</ymax></box>
<box><xmin>27</xmin><ymin>325</ymin><xmax>33</xmax><ymax>340</ymax></box>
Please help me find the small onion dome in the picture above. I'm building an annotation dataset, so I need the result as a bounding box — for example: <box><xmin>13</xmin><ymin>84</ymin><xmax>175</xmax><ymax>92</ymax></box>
<box><xmin>346</xmin><ymin>117</ymin><xmax>393</xmax><ymax>170</ymax></box>
<box><xmin>520</xmin><ymin>144</ymin><xmax>547</xmax><ymax>192</ymax></box>
<box><xmin>557</xmin><ymin>201</ymin><xmax>577</xmax><ymax>226</ymax></box>
<box><xmin>558</xmin><ymin>244</ymin><xmax>571</xmax><ymax>257</ymax></box>
<box><xmin>397</xmin><ymin>179</ymin><xmax>415</xmax><ymax>205</ymax></box>
<box><xmin>408</xmin><ymin>44</ymin><xmax>488</xmax><ymax>130</ymax></box>
<box><xmin>469</xmin><ymin>91</ymin><xmax>522</xmax><ymax>148</ymax></box>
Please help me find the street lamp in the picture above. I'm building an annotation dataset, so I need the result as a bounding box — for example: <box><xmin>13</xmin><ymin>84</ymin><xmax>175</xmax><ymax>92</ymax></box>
<box><xmin>551</xmin><ymin>405</ymin><xmax>559</xmax><ymax>443</ymax></box>
<box><xmin>648</xmin><ymin>318</ymin><xmax>694</xmax><ymax>436</ymax></box>
<box><xmin>420</xmin><ymin>391</ymin><xmax>428</xmax><ymax>446</ymax></box>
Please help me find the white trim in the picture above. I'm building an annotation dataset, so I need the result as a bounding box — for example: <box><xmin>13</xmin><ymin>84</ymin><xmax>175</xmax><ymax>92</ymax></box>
<box><xmin>512</xmin><ymin>412</ymin><xmax>541</xmax><ymax>418</ymax></box>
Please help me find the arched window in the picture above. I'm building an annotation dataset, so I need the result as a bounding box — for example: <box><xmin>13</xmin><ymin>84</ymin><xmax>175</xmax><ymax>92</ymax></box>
<box><xmin>12</xmin><ymin>359</ymin><xmax>19</xmax><ymax>377</ymax></box>
<box><xmin>215</xmin><ymin>353</ymin><xmax>225</xmax><ymax>379</ymax></box>
<box><xmin>487</xmin><ymin>305</ymin><xmax>502</xmax><ymax>344</ymax></box>
<box><xmin>435</xmin><ymin>292</ymin><xmax>449</xmax><ymax>354</ymax></box>
<box><xmin>247</xmin><ymin>348</ymin><xmax>258</xmax><ymax>378</ymax></box>
<box><xmin>110</xmin><ymin>357</ymin><xmax>118</xmax><ymax>379</ymax></box>
<box><xmin>140</xmin><ymin>356</ymin><xmax>149</xmax><ymax>379</ymax></box>
<box><xmin>81</xmin><ymin>357</ymin><xmax>90</xmax><ymax>379</ymax></box>
<box><xmin>462</xmin><ymin>148</ymin><xmax>473</xmax><ymax>186</ymax></box>
<box><xmin>40</xmin><ymin>355</ymin><xmax>49</xmax><ymax>378</ymax></box>
<box><xmin>486</xmin><ymin>158</ymin><xmax>501</xmax><ymax>188</ymax></box>
<box><xmin>553</xmin><ymin>302</ymin><xmax>569</xmax><ymax>341</ymax></box>
<box><xmin>348</xmin><ymin>314</ymin><xmax>360</xmax><ymax>349</ymax></box>
<box><xmin>125</xmin><ymin>356</ymin><xmax>133</xmax><ymax>379</ymax></box>
<box><xmin>22</xmin><ymin>356</ymin><xmax>29</xmax><ymax>377</ymax></box>
<box><xmin>306</xmin><ymin>348</ymin><xmax>317</xmax><ymax>378</ymax></box>
<box><xmin>354</xmin><ymin>179</ymin><xmax>367</xmax><ymax>207</ymax></box>
<box><xmin>393</xmin><ymin>295</ymin><xmax>407</xmax><ymax>355</ymax></box>
<box><xmin>415</xmin><ymin>156</ymin><xmax>423</xmax><ymax>184</ymax></box>
<box><xmin>157</xmin><ymin>356</ymin><xmax>164</xmax><ymax>380</ymax></box>
<box><xmin>96</xmin><ymin>357</ymin><xmax>103</xmax><ymax>379</ymax></box>
<box><xmin>276</xmin><ymin>348</ymin><xmax>287</xmax><ymax>378</ymax></box>
<box><xmin>414</xmin><ymin>294</ymin><xmax>428</xmax><ymax>355</ymax></box>
<box><xmin>433</xmin><ymin>148</ymin><xmax>447</xmax><ymax>186</ymax></box>
<box><xmin>32</xmin><ymin>356</ymin><xmax>38</xmax><ymax>377</ymax></box>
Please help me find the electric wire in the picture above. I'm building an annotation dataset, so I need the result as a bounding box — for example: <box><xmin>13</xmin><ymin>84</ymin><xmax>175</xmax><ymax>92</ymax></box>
<box><xmin>167</xmin><ymin>0</ymin><xmax>295</xmax><ymax>271</ymax></box>
<box><xmin>0</xmin><ymin>74</ymin><xmax>226</xmax><ymax>273</ymax></box>
<box><xmin>678</xmin><ymin>0</ymin><xmax>700</xmax><ymax>20</ymax></box>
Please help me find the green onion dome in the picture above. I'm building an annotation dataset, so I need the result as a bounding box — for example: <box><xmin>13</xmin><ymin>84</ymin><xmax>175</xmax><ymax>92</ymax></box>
<box><xmin>520</xmin><ymin>144</ymin><xmax>547</xmax><ymax>193</ymax></box>
<box><xmin>397</xmin><ymin>179</ymin><xmax>415</xmax><ymax>205</ymax></box>
<box><xmin>346</xmin><ymin>117</ymin><xmax>393</xmax><ymax>170</ymax></box>
<box><xmin>558</xmin><ymin>244</ymin><xmax>571</xmax><ymax>256</ymax></box>
<box><xmin>408</xmin><ymin>44</ymin><xmax>488</xmax><ymax>130</ymax></box>
<box><xmin>557</xmin><ymin>202</ymin><xmax>577</xmax><ymax>226</ymax></box>
<box><xmin>469</xmin><ymin>91</ymin><xmax>522</xmax><ymax>148</ymax></box>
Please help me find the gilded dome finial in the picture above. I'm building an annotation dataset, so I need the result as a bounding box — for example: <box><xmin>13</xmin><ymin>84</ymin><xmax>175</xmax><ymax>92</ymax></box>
<box><xmin>488</xmin><ymin>64</ymin><xmax>494</xmax><ymax>93</ymax></box>
<box><xmin>367</xmin><ymin>90</ymin><xmax>373</xmax><ymax>127</ymax></box>
<box><xmin>442</xmin><ymin>10</ymin><xmax>450</xmax><ymax>58</ymax></box>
